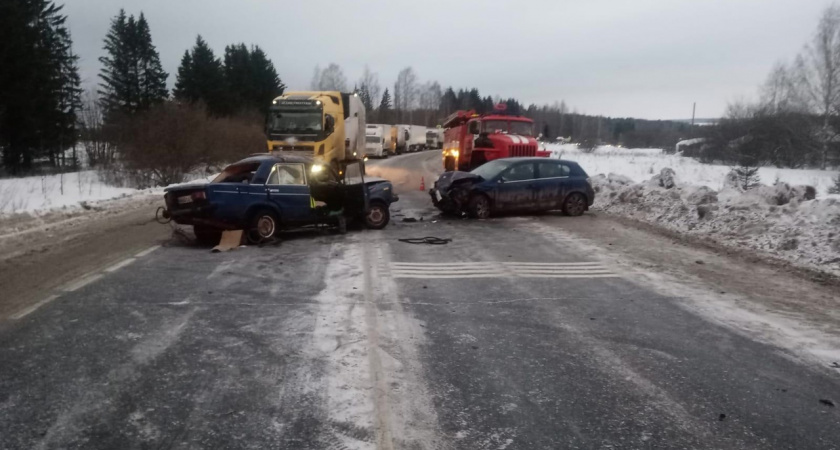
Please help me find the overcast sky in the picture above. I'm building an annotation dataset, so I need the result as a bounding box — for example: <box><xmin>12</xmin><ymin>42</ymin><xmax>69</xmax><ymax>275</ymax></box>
<box><xmin>64</xmin><ymin>0</ymin><xmax>830</xmax><ymax>120</ymax></box>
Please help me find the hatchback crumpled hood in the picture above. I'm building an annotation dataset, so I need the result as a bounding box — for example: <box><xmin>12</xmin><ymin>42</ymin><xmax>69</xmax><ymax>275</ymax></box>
<box><xmin>434</xmin><ymin>171</ymin><xmax>482</xmax><ymax>192</ymax></box>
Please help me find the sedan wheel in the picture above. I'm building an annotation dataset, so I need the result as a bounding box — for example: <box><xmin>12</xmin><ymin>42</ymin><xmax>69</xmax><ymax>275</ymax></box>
<box><xmin>364</xmin><ymin>203</ymin><xmax>390</xmax><ymax>229</ymax></box>
<box><xmin>563</xmin><ymin>193</ymin><xmax>587</xmax><ymax>217</ymax></box>
<box><xmin>251</xmin><ymin>209</ymin><xmax>279</xmax><ymax>239</ymax></box>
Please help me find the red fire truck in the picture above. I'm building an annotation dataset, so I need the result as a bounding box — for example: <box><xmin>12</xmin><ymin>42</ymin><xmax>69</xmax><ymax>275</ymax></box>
<box><xmin>441</xmin><ymin>105</ymin><xmax>550</xmax><ymax>171</ymax></box>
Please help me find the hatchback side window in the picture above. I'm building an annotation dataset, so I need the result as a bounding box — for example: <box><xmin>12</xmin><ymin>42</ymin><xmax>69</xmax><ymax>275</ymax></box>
<box><xmin>537</xmin><ymin>162</ymin><xmax>569</xmax><ymax>179</ymax></box>
<box><xmin>501</xmin><ymin>163</ymin><xmax>535</xmax><ymax>182</ymax></box>
<box><xmin>267</xmin><ymin>163</ymin><xmax>306</xmax><ymax>185</ymax></box>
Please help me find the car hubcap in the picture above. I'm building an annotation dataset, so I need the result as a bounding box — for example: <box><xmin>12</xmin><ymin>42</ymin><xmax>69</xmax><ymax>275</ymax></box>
<box><xmin>367</xmin><ymin>207</ymin><xmax>384</xmax><ymax>225</ymax></box>
<box><xmin>569</xmin><ymin>196</ymin><xmax>584</xmax><ymax>214</ymax></box>
<box><xmin>257</xmin><ymin>216</ymin><xmax>275</xmax><ymax>237</ymax></box>
<box><xmin>477</xmin><ymin>200</ymin><xmax>489</xmax><ymax>218</ymax></box>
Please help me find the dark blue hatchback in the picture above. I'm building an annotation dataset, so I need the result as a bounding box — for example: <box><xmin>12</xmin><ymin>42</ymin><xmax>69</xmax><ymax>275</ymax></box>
<box><xmin>430</xmin><ymin>157</ymin><xmax>594</xmax><ymax>219</ymax></box>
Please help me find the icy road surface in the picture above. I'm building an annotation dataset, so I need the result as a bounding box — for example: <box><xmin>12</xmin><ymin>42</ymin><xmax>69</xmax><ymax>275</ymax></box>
<box><xmin>1</xmin><ymin>150</ymin><xmax>839</xmax><ymax>449</ymax></box>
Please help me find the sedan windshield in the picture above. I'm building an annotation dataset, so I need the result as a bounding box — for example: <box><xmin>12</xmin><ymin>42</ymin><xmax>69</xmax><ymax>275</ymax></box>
<box><xmin>267</xmin><ymin>110</ymin><xmax>322</xmax><ymax>134</ymax></box>
<box><xmin>470</xmin><ymin>158</ymin><xmax>513</xmax><ymax>179</ymax></box>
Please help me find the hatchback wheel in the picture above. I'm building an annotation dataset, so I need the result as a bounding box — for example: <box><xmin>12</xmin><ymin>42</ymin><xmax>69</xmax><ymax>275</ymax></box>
<box><xmin>563</xmin><ymin>193</ymin><xmax>587</xmax><ymax>217</ymax></box>
<box><xmin>468</xmin><ymin>195</ymin><xmax>491</xmax><ymax>219</ymax></box>
<box><xmin>250</xmin><ymin>209</ymin><xmax>279</xmax><ymax>240</ymax></box>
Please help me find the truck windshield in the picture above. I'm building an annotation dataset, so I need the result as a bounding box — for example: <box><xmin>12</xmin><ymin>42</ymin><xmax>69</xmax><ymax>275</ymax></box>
<box><xmin>366</xmin><ymin>135</ymin><xmax>380</xmax><ymax>143</ymax></box>
<box><xmin>483</xmin><ymin>120</ymin><xmax>508</xmax><ymax>133</ymax></box>
<box><xmin>267</xmin><ymin>111</ymin><xmax>322</xmax><ymax>134</ymax></box>
<box><xmin>510</xmin><ymin>121</ymin><xmax>534</xmax><ymax>136</ymax></box>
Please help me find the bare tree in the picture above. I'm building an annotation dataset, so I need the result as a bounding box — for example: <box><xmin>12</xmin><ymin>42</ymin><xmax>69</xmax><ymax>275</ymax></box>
<box><xmin>358</xmin><ymin>65</ymin><xmax>381</xmax><ymax>108</ymax></box>
<box><xmin>394</xmin><ymin>67</ymin><xmax>418</xmax><ymax>122</ymax></box>
<box><xmin>315</xmin><ymin>63</ymin><xmax>348</xmax><ymax>91</ymax></box>
<box><xmin>418</xmin><ymin>81</ymin><xmax>442</xmax><ymax>126</ymax></box>
<box><xmin>761</xmin><ymin>63</ymin><xmax>805</xmax><ymax>114</ymax></box>
<box><xmin>78</xmin><ymin>89</ymin><xmax>115</xmax><ymax>167</ymax></box>
<box><xmin>796</xmin><ymin>4</ymin><xmax>840</xmax><ymax>169</ymax></box>
<box><xmin>309</xmin><ymin>65</ymin><xmax>321</xmax><ymax>90</ymax></box>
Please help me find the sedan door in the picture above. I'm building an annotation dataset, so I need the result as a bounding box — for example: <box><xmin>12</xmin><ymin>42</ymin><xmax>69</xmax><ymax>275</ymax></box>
<box><xmin>534</xmin><ymin>161</ymin><xmax>571</xmax><ymax>210</ymax></box>
<box><xmin>263</xmin><ymin>163</ymin><xmax>313</xmax><ymax>223</ymax></box>
<box><xmin>494</xmin><ymin>162</ymin><xmax>537</xmax><ymax>211</ymax></box>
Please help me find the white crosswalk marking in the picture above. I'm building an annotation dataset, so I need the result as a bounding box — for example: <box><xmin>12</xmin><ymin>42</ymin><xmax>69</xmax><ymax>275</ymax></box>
<box><xmin>389</xmin><ymin>261</ymin><xmax>618</xmax><ymax>279</ymax></box>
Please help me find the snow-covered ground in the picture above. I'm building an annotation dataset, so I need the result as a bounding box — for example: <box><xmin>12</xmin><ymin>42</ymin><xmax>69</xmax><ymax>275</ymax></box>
<box><xmin>0</xmin><ymin>170</ymin><xmax>215</xmax><ymax>217</ymax></box>
<box><xmin>545</xmin><ymin>144</ymin><xmax>839</xmax><ymax>198</ymax></box>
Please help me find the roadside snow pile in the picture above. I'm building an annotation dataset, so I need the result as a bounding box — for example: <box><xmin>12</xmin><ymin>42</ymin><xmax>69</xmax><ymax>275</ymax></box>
<box><xmin>591</xmin><ymin>168</ymin><xmax>840</xmax><ymax>277</ymax></box>
<box><xmin>545</xmin><ymin>143</ymin><xmax>839</xmax><ymax>198</ymax></box>
<box><xmin>0</xmin><ymin>171</ymin><xmax>142</xmax><ymax>216</ymax></box>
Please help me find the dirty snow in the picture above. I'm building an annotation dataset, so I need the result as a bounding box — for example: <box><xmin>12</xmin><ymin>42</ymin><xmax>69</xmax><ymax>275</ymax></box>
<box><xmin>588</xmin><ymin>168</ymin><xmax>840</xmax><ymax>277</ymax></box>
<box><xmin>545</xmin><ymin>143</ymin><xmax>840</xmax><ymax>198</ymax></box>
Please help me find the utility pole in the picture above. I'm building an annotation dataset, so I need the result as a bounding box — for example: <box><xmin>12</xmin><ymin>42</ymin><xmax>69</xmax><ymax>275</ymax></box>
<box><xmin>691</xmin><ymin>102</ymin><xmax>696</xmax><ymax>127</ymax></box>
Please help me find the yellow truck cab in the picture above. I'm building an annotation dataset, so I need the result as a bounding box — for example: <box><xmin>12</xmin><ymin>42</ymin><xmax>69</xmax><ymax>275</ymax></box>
<box><xmin>266</xmin><ymin>91</ymin><xmax>365</xmax><ymax>177</ymax></box>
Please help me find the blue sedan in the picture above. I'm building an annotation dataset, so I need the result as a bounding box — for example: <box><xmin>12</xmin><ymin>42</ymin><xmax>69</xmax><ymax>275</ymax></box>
<box><xmin>429</xmin><ymin>157</ymin><xmax>594</xmax><ymax>219</ymax></box>
<box><xmin>163</xmin><ymin>154</ymin><xmax>398</xmax><ymax>243</ymax></box>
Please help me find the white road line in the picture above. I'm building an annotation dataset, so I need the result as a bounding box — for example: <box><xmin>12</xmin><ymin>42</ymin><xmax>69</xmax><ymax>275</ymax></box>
<box><xmin>134</xmin><ymin>245</ymin><xmax>161</xmax><ymax>258</ymax></box>
<box><xmin>64</xmin><ymin>273</ymin><xmax>104</xmax><ymax>292</ymax></box>
<box><xmin>10</xmin><ymin>295</ymin><xmax>59</xmax><ymax>320</ymax></box>
<box><xmin>104</xmin><ymin>258</ymin><xmax>136</xmax><ymax>273</ymax></box>
<box><xmin>388</xmin><ymin>260</ymin><xmax>618</xmax><ymax>279</ymax></box>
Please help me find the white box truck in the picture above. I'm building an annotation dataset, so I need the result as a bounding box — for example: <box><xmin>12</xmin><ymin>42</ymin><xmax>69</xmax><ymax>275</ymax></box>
<box><xmin>364</xmin><ymin>124</ymin><xmax>387</xmax><ymax>158</ymax></box>
<box><xmin>395</xmin><ymin>124</ymin><xmax>409</xmax><ymax>154</ymax></box>
<box><xmin>401</xmin><ymin>125</ymin><xmax>427</xmax><ymax>152</ymax></box>
<box><xmin>426</xmin><ymin>128</ymin><xmax>443</xmax><ymax>149</ymax></box>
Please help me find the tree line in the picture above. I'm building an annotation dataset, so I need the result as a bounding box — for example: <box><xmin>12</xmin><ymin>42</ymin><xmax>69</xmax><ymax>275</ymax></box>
<box><xmin>689</xmin><ymin>4</ymin><xmax>840</xmax><ymax>171</ymax></box>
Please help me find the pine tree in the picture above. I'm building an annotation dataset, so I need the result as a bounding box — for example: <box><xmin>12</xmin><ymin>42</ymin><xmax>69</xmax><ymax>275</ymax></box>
<box><xmin>734</xmin><ymin>165</ymin><xmax>761</xmax><ymax>190</ymax></box>
<box><xmin>378</xmin><ymin>88</ymin><xmax>392</xmax><ymax>123</ymax></box>
<box><xmin>248</xmin><ymin>46</ymin><xmax>284</xmax><ymax>113</ymax></box>
<box><xmin>828</xmin><ymin>173</ymin><xmax>840</xmax><ymax>194</ymax></box>
<box><xmin>174</xmin><ymin>35</ymin><xmax>227</xmax><ymax>116</ymax></box>
<box><xmin>0</xmin><ymin>0</ymin><xmax>81</xmax><ymax>172</ymax></box>
<box><xmin>221</xmin><ymin>44</ymin><xmax>284</xmax><ymax>115</ymax></box>
<box><xmin>98</xmin><ymin>9</ymin><xmax>167</xmax><ymax>120</ymax></box>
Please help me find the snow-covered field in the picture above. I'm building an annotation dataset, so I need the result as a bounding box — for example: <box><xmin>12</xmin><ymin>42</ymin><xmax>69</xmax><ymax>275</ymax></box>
<box><xmin>0</xmin><ymin>171</ymin><xmax>142</xmax><ymax>215</ymax></box>
<box><xmin>548</xmin><ymin>144</ymin><xmax>840</xmax><ymax>276</ymax></box>
<box><xmin>0</xmin><ymin>170</ymin><xmax>215</xmax><ymax>217</ymax></box>
<box><xmin>545</xmin><ymin>144</ymin><xmax>839</xmax><ymax>198</ymax></box>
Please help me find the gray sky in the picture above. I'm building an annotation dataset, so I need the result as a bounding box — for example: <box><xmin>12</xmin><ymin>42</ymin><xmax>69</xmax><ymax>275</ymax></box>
<box><xmin>65</xmin><ymin>0</ymin><xmax>830</xmax><ymax>120</ymax></box>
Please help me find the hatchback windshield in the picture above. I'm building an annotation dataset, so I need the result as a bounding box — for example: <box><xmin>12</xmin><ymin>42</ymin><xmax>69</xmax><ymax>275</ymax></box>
<box><xmin>470</xmin><ymin>158</ymin><xmax>513</xmax><ymax>179</ymax></box>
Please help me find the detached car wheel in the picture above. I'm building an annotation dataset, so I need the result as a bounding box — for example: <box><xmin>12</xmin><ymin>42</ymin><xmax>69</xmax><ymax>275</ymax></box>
<box><xmin>563</xmin><ymin>193</ymin><xmax>587</xmax><ymax>217</ymax></box>
<box><xmin>467</xmin><ymin>195</ymin><xmax>491</xmax><ymax>219</ymax></box>
<box><xmin>364</xmin><ymin>202</ymin><xmax>390</xmax><ymax>229</ymax></box>
<box><xmin>193</xmin><ymin>226</ymin><xmax>222</xmax><ymax>245</ymax></box>
<box><xmin>250</xmin><ymin>209</ymin><xmax>279</xmax><ymax>240</ymax></box>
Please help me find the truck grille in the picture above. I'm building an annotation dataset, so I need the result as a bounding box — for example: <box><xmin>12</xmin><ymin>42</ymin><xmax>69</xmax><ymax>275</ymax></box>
<box><xmin>509</xmin><ymin>145</ymin><xmax>537</xmax><ymax>157</ymax></box>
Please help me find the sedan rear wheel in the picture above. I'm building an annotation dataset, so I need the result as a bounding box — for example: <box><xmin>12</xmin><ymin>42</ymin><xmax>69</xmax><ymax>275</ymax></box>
<box><xmin>468</xmin><ymin>194</ymin><xmax>491</xmax><ymax>219</ymax></box>
<box><xmin>250</xmin><ymin>209</ymin><xmax>279</xmax><ymax>240</ymax></box>
<box><xmin>563</xmin><ymin>193</ymin><xmax>587</xmax><ymax>217</ymax></box>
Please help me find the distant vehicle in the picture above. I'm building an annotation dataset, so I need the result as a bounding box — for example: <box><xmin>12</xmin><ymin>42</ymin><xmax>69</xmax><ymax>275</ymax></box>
<box><xmin>395</xmin><ymin>125</ymin><xmax>409</xmax><ymax>154</ymax></box>
<box><xmin>408</xmin><ymin>125</ymin><xmax>427</xmax><ymax>152</ymax></box>
<box><xmin>426</xmin><ymin>128</ymin><xmax>443</xmax><ymax>149</ymax></box>
<box><xmin>441</xmin><ymin>105</ymin><xmax>550</xmax><ymax>172</ymax></box>
<box><xmin>429</xmin><ymin>157</ymin><xmax>594</xmax><ymax>219</ymax></box>
<box><xmin>265</xmin><ymin>91</ymin><xmax>365</xmax><ymax>178</ymax></box>
<box><xmin>382</xmin><ymin>124</ymin><xmax>397</xmax><ymax>155</ymax></box>
<box><xmin>162</xmin><ymin>154</ymin><xmax>398</xmax><ymax>243</ymax></box>
<box><xmin>364</xmin><ymin>124</ymin><xmax>388</xmax><ymax>158</ymax></box>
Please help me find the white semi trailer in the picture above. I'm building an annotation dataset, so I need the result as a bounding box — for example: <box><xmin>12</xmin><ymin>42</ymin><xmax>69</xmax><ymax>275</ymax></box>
<box><xmin>364</xmin><ymin>124</ymin><xmax>387</xmax><ymax>158</ymax></box>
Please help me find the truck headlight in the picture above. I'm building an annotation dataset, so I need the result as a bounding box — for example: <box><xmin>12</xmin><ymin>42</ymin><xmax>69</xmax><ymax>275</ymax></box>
<box><xmin>451</xmin><ymin>150</ymin><xmax>459</xmax><ymax>157</ymax></box>
<box><xmin>311</xmin><ymin>164</ymin><xmax>324</xmax><ymax>174</ymax></box>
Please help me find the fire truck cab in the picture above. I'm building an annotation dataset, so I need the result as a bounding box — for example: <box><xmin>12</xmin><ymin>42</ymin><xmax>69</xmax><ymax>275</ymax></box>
<box><xmin>442</xmin><ymin>106</ymin><xmax>549</xmax><ymax>171</ymax></box>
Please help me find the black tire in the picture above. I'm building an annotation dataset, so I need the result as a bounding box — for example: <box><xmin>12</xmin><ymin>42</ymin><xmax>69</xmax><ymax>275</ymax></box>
<box><xmin>563</xmin><ymin>193</ymin><xmax>587</xmax><ymax>217</ymax></box>
<box><xmin>444</xmin><ymin>156</ymin><xmax>456</xmax><ymax>172</ymax></box>
<box><xmin>193</xmin><ymin>225</ymin><xmax>222</xmax><ymax>245</ymax></box>
<box><xmin>467</xmin><ymin>194</ymin><xmax>491</xmax><ymax>219</ymax></box>
<box><xmin>364</xmin><ymin>202</ymin><xmax>390</xmax><ymax>229</ymax></box>
<box><xmin>249</xmin><ymin>208</ymin><xmax>280</xmax><ymax>240</ymax></box>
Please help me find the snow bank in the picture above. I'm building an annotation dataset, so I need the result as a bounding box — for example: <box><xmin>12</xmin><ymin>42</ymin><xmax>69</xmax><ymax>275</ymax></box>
<box><xmin>0</xmin><ymin>170</ymin><xmax>216</xmax><ymax>217</ymax></box>
<box><xmin>545</xmin><ymin>143</ymin><xmax>840</xmax><ymax>198</ymax></box>
<box><xmin>590</xmin><ymin>169</ymin><xmax>840</xmax><ymax>277</ymax></box>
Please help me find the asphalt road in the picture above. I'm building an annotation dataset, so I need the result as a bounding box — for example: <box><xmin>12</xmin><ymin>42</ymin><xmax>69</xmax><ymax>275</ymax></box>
<box><xmin>1</xmin><ymin>151</ymin><xmax>838</xmax><ymax>449</ymax></box>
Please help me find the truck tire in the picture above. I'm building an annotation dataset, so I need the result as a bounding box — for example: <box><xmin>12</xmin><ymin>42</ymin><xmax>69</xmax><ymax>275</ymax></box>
<box><xmin>364</xmin><ymin>201</ymin><xmax>390</xmax><ymax>229</ymax></box>
<box><xmin>193</xmin><ymin>226</ymin><xmax>222</xmax><ymax>245</ymax></box>
<box><xmin>250</xmin><ymin>208</ymin><xmax>280</xmax><ymax>240</ymax></box>
<box><xmin>467</xmin><ymin>194</ymin><xmax>491</xmax><ymax>219</ymax></box>
<box><xmin>444</xmin><ymin>156</ymin><xmax>456</xmax><ymax>172</ymax></box>
<box><xmin>563</xmin><ymin>193</ymin><xmax>587</xmax><ymax>217</ymax></box>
